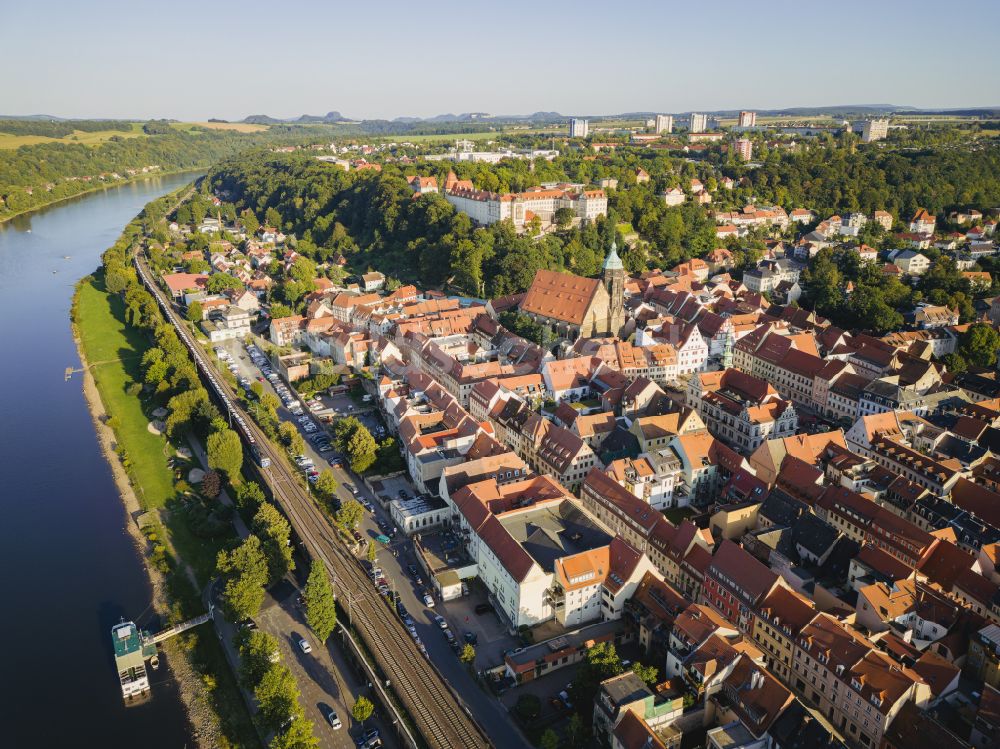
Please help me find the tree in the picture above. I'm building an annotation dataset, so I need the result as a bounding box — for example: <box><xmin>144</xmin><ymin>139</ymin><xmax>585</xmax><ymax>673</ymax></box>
<box><xmin>278</xmin><ymin>421</ymin><xmax>300</xmax><ymax>449</ymax></box>
<box><xmin>241</xmin><ymin>209</ymin><xmax>260</xmax><ymax>237</ymax></box>
<box><xmin>801</xmin><ymin>247</ymin><xmax>843</xmax><ymax>316</ymax></box>
<box><xmin>374</xmin><ymin>437</ymin><xmax>404</xmax><ymax>475</ymax></box>
<box><xmin>253</xmin><ymin>502</ymin><xmax>295</xmax><ymax>584</ymax></box>
<box><xmin>261</xmin><ymin>392</ymin><xmax>281</xmax><ymax>414</ymax></box>
<box><xmin>460</xmin><ymin>643</ymin><xmax>476</xmax><ymax>667</ymax></box>
<box><xmin>367</xmin><ymin>542</ymin><xmax>378</xmax><ymax>565</ymax></box>
<box><xmin>205</xmin><ymin>272</ymin><xmax>243</xmax><ymax>294</ymax></box>
<box><xmin>942</xmin><ymin>351</ymin><xmax>968</xmax><ymax>375</ymax></box>
<box><xmin>165</xmin><ymin>387</ymin><xmax>216</xmax><ymax>437</ymax></box>
<box><xmin>239</xmin><ymin>629</ymin><xmax>281</xmax><ymax>688</ymax></box>
<box><xmin>186</xmin><ymin>300</ymin><xmax>203</xmax><ymax>322</ymax></box>
<box><xmin>269</xmin><ymin>717</ymin><xmax>318</xmax><ymax>749</ymax></box>
<box><xmin>207</xmin><ymin>427</ymin><xmax>244</xmax><ymax>482</ymax></box>
<box><xmin>235</xmin><ymin>481</ymin><xmax>265</xmax><ymax>509</ymax></box>
<box><xmin>334</xmin><ymin>417</ymin><xmax>378</xmax><ymax>474</ymax></box>
<box><xmin>265</xmin><ymin>207</ymin><xmax>282</xmax><ymax>230</ymax></box>
<box><xmin>958</xmin><ymin>323</ymin><xmax>1000</xmax><ymax>369</ymax></box>
<box><xmin>304</xmin><ymin>559</ymin><xmax>337</xmax><ymax>643</ymax></box>
<box><xmin>201</xmin><ymin>469</ymin><xmax>221</xmax><ymax>498</ymax></box>
<box><xmin>538</xmin><ymin>729</ymin><xmax>559</xmax><ymax>749</ymax></box>
<box><xmin>336</xmin><ymin>498</ymin><xmax>364</xmax><ymax>529</ymax></box>
<box><xmin>270</xmin><ymin>303</ymin><xmax>294</xmax><ymax>319</ymax></box>
<box><xmin>217</xmin><ymin>535</ymin><xmax>269</xmax><ymax>621</ymax></box>
<box><xmin>632</xmin><ymin>662</ymin><xmax>659</xmax><ymax>685</ymax></box>
<box><xmin>255</xmin><ymin>663</ymin><xmax>302</xmax><ymax>732</ymax></box>
<box><xmin>144</xmin><ymin>357</ymin><xmax>169</xmax><ymax>387</ymax></box>
<box><xmin>554</xmin><ymin>207</ymin><xmax>574</xmax><ymax>228</ymax></box>
<box><xmin>288</xmin><ymin>256</ymin><xmax>317</xmax><ymax>286</ymax></box>
<box><xmin>570</xmin><ymin>641</ymin><xmax>624</xmax><ymax>709</ymax></box>
<box><xmin>565</xmin><ymin>714</ymin><xmax>585</xmax><ymax>747</ymax></box>
<box><xmin>314</xmin><ymin>470</ymin><xmax>339</xmax><ymax>502</ymax></box>
<box><xmin>105</xmin><ymin>264</ymin><xmax>131</xmax><ymax>294</ymax></box>
<box><xmin>351</xmin><ymin>696</ymin><xmax>374</xmax><ymax>728</ymax></box>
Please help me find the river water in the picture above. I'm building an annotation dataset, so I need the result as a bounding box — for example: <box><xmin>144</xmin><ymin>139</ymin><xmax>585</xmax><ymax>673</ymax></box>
<box><xmin>0</xmin><ymin>174</ymin><xmax>200</xmax><ymax>747</ymax></box>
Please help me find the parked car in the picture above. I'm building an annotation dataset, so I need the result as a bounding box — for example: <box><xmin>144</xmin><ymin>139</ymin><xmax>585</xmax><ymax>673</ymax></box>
<box><xmin>423</xmin><ymin>593</ymin><xmax>435</xmax><ymax>608</ymax></box>
<box><xmin>463</xmin><ymin>630</ymin><xmax>478</xmax><ymax>645</ymax></box>
<box><xmin>298</xmin><ymin>638</ymin><xmax>312</xmax><ymax>654</ymax></box>
<box><xmin>326</xmin><ymin>709</ymin><xmax>342</xmax><ymax>730</ymax></box>
<box><xmin>432</xmin><ymin>614</ymin><xmax>447</xmax><ymax>629</ymax></box>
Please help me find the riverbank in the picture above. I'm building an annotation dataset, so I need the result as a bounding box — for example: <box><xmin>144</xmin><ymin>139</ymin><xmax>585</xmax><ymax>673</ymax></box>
<box><xmin>0</xmin><ymin>169</ymin><xmax>201</xmax><ymax>225</ymax></box>
<box><xmin>73</xmin><ymin>269</ymin><xmax>260</xmax><ymax>748</ymax></box>
<box><xmin>74</xmin><ymin>319</ymin><xmax>222</xmax><ymax>746</ymax></box>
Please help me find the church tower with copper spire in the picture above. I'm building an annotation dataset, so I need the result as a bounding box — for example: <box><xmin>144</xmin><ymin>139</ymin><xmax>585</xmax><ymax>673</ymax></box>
<box><xmin>602</xmin><ymin>241</ymin><xmax>626</xmax><ymax>335</ymax></box>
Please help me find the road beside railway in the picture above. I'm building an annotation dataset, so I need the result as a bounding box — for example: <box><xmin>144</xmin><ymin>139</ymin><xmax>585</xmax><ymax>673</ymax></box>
<box><xmin>133</xmin><ymin>250</ymin><xmax>492</xmax><ymax>749</ymax></box>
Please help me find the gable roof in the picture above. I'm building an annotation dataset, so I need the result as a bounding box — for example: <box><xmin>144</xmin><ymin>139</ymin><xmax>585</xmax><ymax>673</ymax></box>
<box><xmin>520</xmin><ymin>269</ymin><xmax>603</xmax><ymax>326</ymax></box>
<box><xmin>708</xmin><ymin>539</ymin><xmax>779</xmax><ymax>605</ymax></box>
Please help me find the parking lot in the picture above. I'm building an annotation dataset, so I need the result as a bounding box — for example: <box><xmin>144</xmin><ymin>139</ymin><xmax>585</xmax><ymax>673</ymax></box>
<box><xmin>432</xmin><ymin>584</ymin><xmax>518</xmax><ymax>667</ymax></box>
<box><xmin>256</xmin><ymin>580</ymin><xmax>397</xmax><ymax>749</ymax></box>
<box><xmin>369</xmin><ymin>475</ymin><xmax>414</xmax><ymax>508</ymax></box>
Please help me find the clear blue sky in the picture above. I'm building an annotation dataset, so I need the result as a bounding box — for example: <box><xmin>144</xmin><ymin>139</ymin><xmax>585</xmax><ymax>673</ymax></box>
<box><xmin>3</xmin><ymin>0</ymin><xmax>999</xmax><ymax>121</ymax></box>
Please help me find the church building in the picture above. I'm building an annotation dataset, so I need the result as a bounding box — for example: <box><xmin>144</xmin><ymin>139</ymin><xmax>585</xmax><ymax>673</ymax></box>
<box><xmin>515</xmin><ymin>244</ymin><xmax>626</xmax><ymax>340</ymax></box>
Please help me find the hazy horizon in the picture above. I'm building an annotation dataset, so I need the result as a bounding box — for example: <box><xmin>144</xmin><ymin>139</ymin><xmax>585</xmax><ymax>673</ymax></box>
<box><xmin>4</xmin><ymin>0</ymin><xmax>999</xmax><ymax>121</ymax></box>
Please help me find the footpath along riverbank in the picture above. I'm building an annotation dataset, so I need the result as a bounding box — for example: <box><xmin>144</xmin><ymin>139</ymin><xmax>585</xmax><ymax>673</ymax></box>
<box><xmin>72</xmin><ymin>300</ymin><xmax>226</xmax><ymax>748</ymax></box>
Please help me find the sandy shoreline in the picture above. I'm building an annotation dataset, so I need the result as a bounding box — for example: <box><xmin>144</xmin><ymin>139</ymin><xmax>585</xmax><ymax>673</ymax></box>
<box><xmin>72</xmin><ymin>324</ymin><xmax>222</xmax><ymax>748</ymax></box>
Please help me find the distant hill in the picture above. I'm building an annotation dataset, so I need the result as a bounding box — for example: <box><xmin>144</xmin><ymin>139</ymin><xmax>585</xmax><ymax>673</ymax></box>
<box><xmin>242</xmin><ymin>111</ymin><xmax>347</xmax><ymax>125</ymax></box>
<box><xmin>242</xmin><ymin>114</ymin><xmax>285</xmax><ymax>125</ymax></box>
<box><xmin>233</xmin><ymin>104</ymin><xmax>1000</xmax><ymax>130</ymax></box>
<box><xmin>908</xmin><ymin>107</ymin><xmax>1000</xmax><ymax>117</ymax></box>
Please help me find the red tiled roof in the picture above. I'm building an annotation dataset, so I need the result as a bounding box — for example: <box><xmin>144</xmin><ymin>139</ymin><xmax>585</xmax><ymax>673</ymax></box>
<box><xmin>520</xmin><ymin>269</ymin><xmax>602</xmax><ymax>326</ymax></box>
<box><xmin>708</xmin><ymin>540</ymin><xmax>778</xmax><ymax>604</ymax></box>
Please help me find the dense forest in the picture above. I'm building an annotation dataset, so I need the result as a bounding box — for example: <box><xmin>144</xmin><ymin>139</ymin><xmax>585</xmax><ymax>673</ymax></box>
<box><xmin>745</xmin><ymin>137</ymin><xmax>1000</xmax><ymax>219</ymax></box>
<box><xmin>0</xmin><ymin>118</ymin><xmax>134</xmax><ymax>137</ymax></box>
<box><xmin>206</xmin><ymin>134</ymin><xmax>1000</xmax><ymax>302</ymax></box>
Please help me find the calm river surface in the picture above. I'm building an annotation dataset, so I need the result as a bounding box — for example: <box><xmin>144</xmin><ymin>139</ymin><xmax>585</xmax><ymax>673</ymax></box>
<box><xmin>0</xmin><ymin>174</ymin><xmax>200</xmax><ymax>746</ymax></box>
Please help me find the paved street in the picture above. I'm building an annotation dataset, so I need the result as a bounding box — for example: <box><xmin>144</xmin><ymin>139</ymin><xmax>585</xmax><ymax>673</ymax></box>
<box><xmin>221</xmin><ymin>338</ymin><xmax>533</xmax><ymax>749</ymax></box>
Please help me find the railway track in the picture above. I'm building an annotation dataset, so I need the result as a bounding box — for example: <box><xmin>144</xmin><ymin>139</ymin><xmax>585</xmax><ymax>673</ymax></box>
<box><xmin>133</xmin><ymin>252</ymin><xmax>491</xmax><ymax>749</ymax></box>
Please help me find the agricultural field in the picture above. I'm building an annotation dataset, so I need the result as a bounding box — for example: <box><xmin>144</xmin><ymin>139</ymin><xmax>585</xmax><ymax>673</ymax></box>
<box><xmin>0</xmin><ymin>123</ymin><xmax>146</xmax><ymax>149</ymax></box>
<box><xmin>180</xmin><ymin>121</ymin><xmax>270</xmax><ymax>132</ymax></box>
